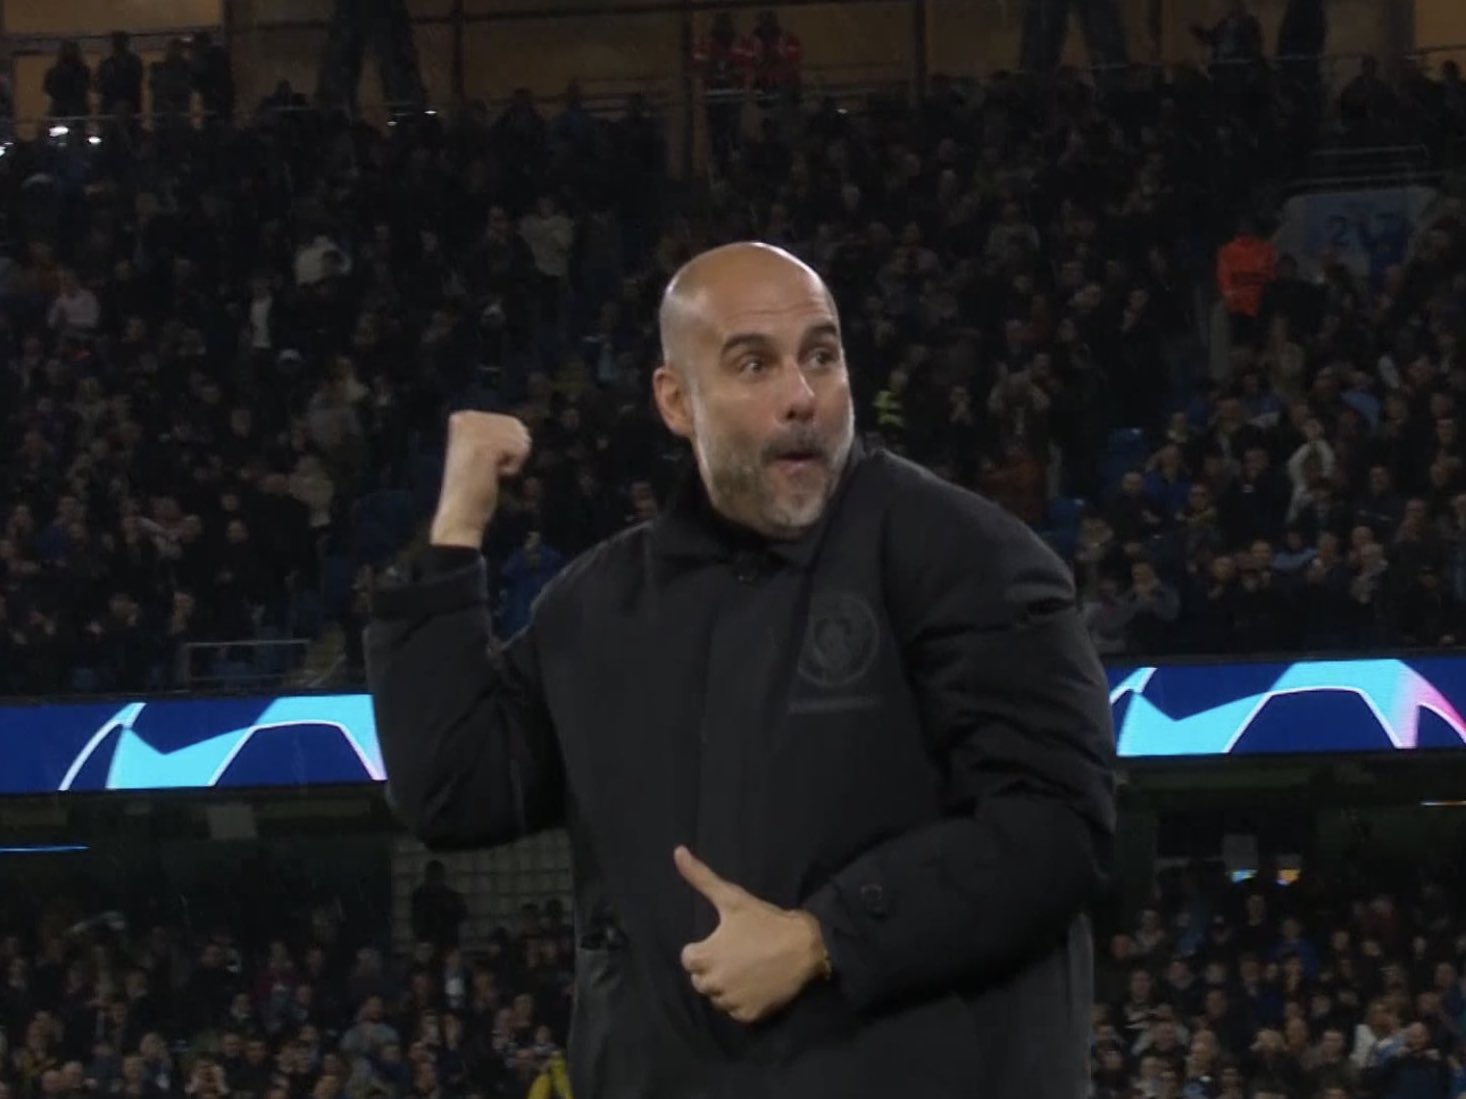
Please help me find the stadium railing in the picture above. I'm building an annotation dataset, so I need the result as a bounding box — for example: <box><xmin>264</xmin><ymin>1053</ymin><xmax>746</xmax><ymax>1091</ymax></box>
<box><xmin>176</xmin><ymin>638</ymin><xmax>313</xmax><ymax>691</ymax></box>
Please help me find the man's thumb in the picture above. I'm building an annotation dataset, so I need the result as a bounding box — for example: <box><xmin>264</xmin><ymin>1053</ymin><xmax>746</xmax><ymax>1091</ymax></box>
<box><xmin>674</xmin><ymin>846</ymin><xmax>739</xmax><ymax>912</ymax></box>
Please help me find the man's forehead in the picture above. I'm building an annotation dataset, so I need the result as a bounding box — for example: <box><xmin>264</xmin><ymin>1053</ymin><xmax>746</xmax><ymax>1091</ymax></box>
<box><xmin>695</xmin><ymin>281</ymin><xmax>838</xmax><ymax>340</ymax></box>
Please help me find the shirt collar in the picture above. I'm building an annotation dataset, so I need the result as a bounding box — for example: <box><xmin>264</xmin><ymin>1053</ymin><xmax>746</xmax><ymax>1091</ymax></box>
<box><xmin>650</xmin><ymin>437</ymin><xmax>867</xmax><ymax>572</ymax></box>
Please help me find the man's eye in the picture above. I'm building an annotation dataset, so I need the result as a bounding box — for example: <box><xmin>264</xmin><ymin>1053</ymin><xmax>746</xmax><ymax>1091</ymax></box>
<box><xmin>808</xmin><ymin>348</ymin><xmax>838</xmax><ymax>367</ymax></box>
<box><xmin>740</xmin><ymin>357</ymin><xmax>766</xmax><ymax>375</ymax></box>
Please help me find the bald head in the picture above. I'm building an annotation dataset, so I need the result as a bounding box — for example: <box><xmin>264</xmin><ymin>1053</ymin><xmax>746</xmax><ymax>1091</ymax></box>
<box><xmin>659</xmin><ymin>242</ymin><xmax>836</xmax><ymax>386</ymax></box>
<box><xmin>650</xmin><ymin>241</ymin><xmax>854</xmax><ymax>540</ymax></box>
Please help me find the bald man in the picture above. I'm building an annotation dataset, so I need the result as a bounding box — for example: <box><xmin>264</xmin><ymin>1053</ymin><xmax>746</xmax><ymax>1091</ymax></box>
<box><xmin>366</xmin><ymin>242</ymin><xmax>1115</xmax><ymax>1099</ymax></box>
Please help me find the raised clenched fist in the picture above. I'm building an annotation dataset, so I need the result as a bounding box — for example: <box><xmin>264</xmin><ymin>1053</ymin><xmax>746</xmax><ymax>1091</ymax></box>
<box><xmin>429</xmin><ymin>411</ymin><xmax>532</xmax><ymax>548</ymax></box>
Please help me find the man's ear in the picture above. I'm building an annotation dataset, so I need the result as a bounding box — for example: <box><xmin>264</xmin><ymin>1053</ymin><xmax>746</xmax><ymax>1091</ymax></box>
<box><xmin>652</xmin><ymin>363</ymin><xmax>694</xmax><ymax>441</ymax></box>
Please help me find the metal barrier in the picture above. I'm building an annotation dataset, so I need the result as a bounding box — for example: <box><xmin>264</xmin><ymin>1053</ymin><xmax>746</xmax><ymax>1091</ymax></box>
<box><xmin>177</xmin><ymin>639</ymin><xmax>312</xmax><ymax>691</ymax></box>
<box><xmin>3</xmin><ymin>88</ymin><xmax>669</xmax><ymax>141</ymax></box>
<box><xmin>14</xmin><ymin>44</ymin><xmax>1461</xmax><ymax>167</ymax></box>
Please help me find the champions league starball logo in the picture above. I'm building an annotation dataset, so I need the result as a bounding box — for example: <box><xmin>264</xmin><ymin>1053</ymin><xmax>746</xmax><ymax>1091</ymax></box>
<box><xmin>47</xmin><ymin>695</ymin><xmax>385</xmax><ymax>793</ymax></box>
<box><xmin>1109</xmin><ymin>659</ymin><xmax>1466</xmax><ymax>758</ymax></box>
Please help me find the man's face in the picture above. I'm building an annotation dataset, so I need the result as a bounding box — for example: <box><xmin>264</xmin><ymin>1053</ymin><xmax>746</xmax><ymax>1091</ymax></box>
<box><xmin>1405</xmin><ymin>1021</ymin><xmax>1429</xmax><ymax>1052</ymax></box>
<box><xmin>1130</xmin><ymin>971</ymin><xmax>1151</xmax><ymax>1000</ymax></box>
<box><xmin>658</xmin><ymin>257</ymin><xmax>855</xmax><ymax>539</ymax></box>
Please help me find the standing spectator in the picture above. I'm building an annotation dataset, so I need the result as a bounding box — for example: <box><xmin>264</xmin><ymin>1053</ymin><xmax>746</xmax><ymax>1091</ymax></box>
<box><xmin>189</xmin><ymin>33</ymin><xmax>234</xmax><ymax>122</ymax></box>
<box><xmin>149</xmin><ymin>39</ymin><xmax>193</xmax><ymax>129</ymax></box>
<box><xmin>518</xmin><ymin>196</ymin><xmax>576</xmax><ymax>345</ymax></box>
<box><xmin>742</xmin><ymin>9</ymin><xmax>802</xmax><ymax>104</ymax></box>
<box><xmin>1217</xmin><ymin>216</ymin><xmax>1278</xmax><ymax>353</ymax></box>
<box><xmin>43</xmin><ymin>42</ymin><xmax>91</xmax><ymax>121</ymax></box>
<box><xmin>692</xmin><ymin>13</ymin><xmax>750</xmax><ymax>172</ymax></box>
<box><xmin>94</xmin><ymin>33</ymin><xmax>144</xmax><ymax>117</ymax></box>
<box><xmin>1191</xmin><ymin>0</ymin><xmax>1265</xmax><ymax>64</ymax></box>
<box><xmin>409</xmin><ymin>862</ymin><xmax>467</xmax><ymax>953</ymax></box>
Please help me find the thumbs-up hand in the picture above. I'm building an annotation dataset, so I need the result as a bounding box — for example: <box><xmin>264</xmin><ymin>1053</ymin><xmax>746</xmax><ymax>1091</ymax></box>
<box><xmin>674</xmin><ymin>846</ymin><xmax>830</xmax><ymax>1024</ymax></box>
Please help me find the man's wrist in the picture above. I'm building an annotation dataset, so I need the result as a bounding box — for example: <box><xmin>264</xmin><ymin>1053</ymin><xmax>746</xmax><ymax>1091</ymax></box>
<box><xmin>791</xmin><ymin>909</ymin><xmax>833</xmax><ymax>986</ymax></box>
<box><xmin>429</xmin><ymin>513</ymin><xmax>488</xmax><ymax>549</ymax></box>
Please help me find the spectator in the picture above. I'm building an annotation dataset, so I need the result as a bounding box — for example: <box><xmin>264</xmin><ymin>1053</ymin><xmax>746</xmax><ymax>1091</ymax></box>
<box><xmin>1218</xmin><ymin>216</ymin><xmax>1278</xmax><ymax>352</ymax></box>
<box><xmin>496</xmin><ymin>531</ymin><xmax>565</xmax><ymax>639</ymax></box>
<box><xmin>1191</xmin><ymin>0</ymin><xmax>1265</xmax><ymax>64</ymax></box>
<box><xmin>518</xmin><ymin>195</ymin><xmax>575</xmax><ymax>340</ymax></box>
<box><xmin>45</xmin><ymin>270</ymin><xmax>100</xmax><ymax>342</ymax></box>
<box><xmin>742</xmin><ymin>9</ymin><xmax>802</xmax><ymax>102</ymax></box>
<box><xmin>1124</xmin><ymin>558</ymin><xmax>1180</xmax><ymax>654</ymax></box>
<box><xmin>149</xmin><ymin>40</ymin><xmax>193</xmax><ymax>123</ymax></box>
<box><xmin>189</xmin><ymin>33</ymin><xmax>235</xmax><ymax>122</ymax></box>
<box><xmin>43</xmin><ymin>42</ymin><xmax>91</xmax><ymax>121</ymax></box>
<box><xmin>410</xmin><ymin>863</ymin><xmax>467</xmax><ymax>953</ymax></box>
<box><xmin>95</xmin><ymin>33</ymin><xmax>145</xmax><ymax>117</ymax></box>
<box><xmin>691</xmin><ymin>13</ymin><xmax>750</xmax><ymax>172</ymax></box>
<box><xmin>1362</xmin><ymin>1021</ymin><xmax>1451</xmax><ymax>1098</ymax></box>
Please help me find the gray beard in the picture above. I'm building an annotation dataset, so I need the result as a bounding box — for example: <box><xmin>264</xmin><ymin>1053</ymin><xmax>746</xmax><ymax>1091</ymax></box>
<box><xmin>695</xmin><ymin>404</ymin><xmax>855</xmax><ymax>538</ymax></box>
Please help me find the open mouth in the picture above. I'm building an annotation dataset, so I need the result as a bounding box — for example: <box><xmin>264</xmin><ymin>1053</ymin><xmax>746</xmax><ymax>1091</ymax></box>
<box><xmin>771</xmin><ymin>448</ymin><xmax>824</xmax><ymax>474</ymax></box>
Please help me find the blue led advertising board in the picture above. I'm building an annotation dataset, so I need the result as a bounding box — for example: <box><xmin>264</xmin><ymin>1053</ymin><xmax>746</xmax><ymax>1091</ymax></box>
<box><xmin>1108</xmin><ymin>657</ymin><xmax>1466</xmax><ymax>759</ymax></box>
<box><xmin>0</xmin><ymin>694</ymin><xmax>381</xmax><ymax>795</ymax></box>
<box><xmin>1</xmin><ymin>655</ymin><xmax>1464</xmax><ymax>796</ymax></box>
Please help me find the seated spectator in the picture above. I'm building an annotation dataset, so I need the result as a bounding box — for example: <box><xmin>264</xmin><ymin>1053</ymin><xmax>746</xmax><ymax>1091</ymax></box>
<box><xmin>45</xmin><ymin>270</ymin><xmax>100</xmax><ymax>342</ymax></box>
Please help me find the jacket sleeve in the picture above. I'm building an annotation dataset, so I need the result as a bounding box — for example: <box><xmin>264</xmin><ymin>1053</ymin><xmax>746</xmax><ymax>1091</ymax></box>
<box><xmin>802</xmin><ymin>489</ymin><xmax>1116</xmax><ymax>1011</ymax></box>
<box><xmin>364</xmin><ymin>548</ymin><xmax>565</xmax><ymax>849</ymax></box>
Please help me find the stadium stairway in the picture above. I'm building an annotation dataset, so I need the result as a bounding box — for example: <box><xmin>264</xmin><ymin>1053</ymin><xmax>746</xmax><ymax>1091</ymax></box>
<box><xmin>289</xmin><ymin>514</ymin><xmax>434</xmax><ymax>691</ymax></box>
<box><xmin>289</xmin><ymin>624</ymin><xmax>347</xmax><ymax>689</ymax></box>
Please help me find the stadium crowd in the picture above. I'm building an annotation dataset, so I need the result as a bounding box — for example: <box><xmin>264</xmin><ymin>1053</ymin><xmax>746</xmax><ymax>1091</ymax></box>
<box><xmin>1</xmin><ymin>31</ymin><xmax>1465</xmax><ymax>696</ymax></box>
<box><xmin>1093</xmin><ymin>856</ymin><xmax>1466</xmax><ymax>1099</ymax></box>
<box><xmin>0</xmin><ymin>861</ymin><xmax>585</xmax><ymax>1099</ymax></box>
<box><xmin>0</xmin><ymin>14</ymin><xmax>1463</xmax><ymax>1099</ymax></box>
<box><xmin>5</xmin><ymin>853</ymin><xmax>1466</xmax><ymax>1099</ymax></box>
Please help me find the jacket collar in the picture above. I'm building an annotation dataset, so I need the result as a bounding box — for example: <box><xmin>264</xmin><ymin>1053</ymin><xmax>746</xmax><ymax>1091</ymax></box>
<box><xmin>650</xmin><ymin>437</ymin><xmax>868</xmax><ymax>571</ymax></box>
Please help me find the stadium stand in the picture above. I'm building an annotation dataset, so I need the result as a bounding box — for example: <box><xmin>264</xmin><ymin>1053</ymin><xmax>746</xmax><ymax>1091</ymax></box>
<box><xmin>4</xmin><ymin>13</ymin><xmax>1466</xmax><ymax>1099</ymax></box>
<box><xmin>5</xmin><ymin>847</ymin><xmax>1466</xmax><ymax>1099</ymax></box>
<box><xmin>6</xmin><ymin>39</ymin><xmax>1466</xmax><ymax>699</ymax></box>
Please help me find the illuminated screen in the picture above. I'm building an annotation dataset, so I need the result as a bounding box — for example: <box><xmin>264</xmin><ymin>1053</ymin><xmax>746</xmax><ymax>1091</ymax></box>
<box><xmin>1109</xmin><ymin>657</ymin><xmax>1466</xmax><ymax>758</ymax></box>
<box><xmin>3</xmin><ymin>655</ymin><xmax>1465</xmax><ymax>796</ymax></box>
<box><xmin>0</xmin><ymin>694</ymin><xmax>382</xmax><ymax>794</ymax></box>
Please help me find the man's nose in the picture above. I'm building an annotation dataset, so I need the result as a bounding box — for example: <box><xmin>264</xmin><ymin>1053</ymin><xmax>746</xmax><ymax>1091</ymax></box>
<box><xmin>778</xmin><ymin>359</ymin><xmax>817</xmax><ymax>420</ymax></box>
